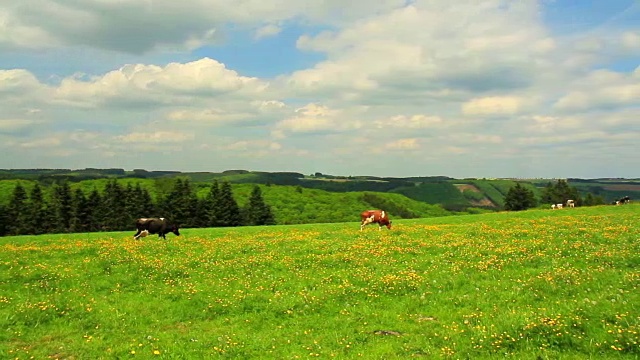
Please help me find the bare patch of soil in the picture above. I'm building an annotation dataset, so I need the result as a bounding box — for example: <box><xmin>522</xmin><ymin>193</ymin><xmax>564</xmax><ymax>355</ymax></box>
<box><xmin>454</xmin><ymin>184</ymin><xmax>481</xmax><ymax>192</ymax></box>
<box><xmin>469</xmin><ymin>198</ymin><xmax>496</xmax><ymax>207</ymax></box>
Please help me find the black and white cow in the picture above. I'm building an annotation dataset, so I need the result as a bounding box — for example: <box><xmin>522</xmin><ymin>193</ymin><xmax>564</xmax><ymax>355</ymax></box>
<box><xmin>133</xmin><ymin>218</ymin><xmax>180</xmax><ymax>240</ymax></box>
<box><xmin>617</xmin><ymin>196</ymin><xmax>631</xmax><ymax>205</ymax></box>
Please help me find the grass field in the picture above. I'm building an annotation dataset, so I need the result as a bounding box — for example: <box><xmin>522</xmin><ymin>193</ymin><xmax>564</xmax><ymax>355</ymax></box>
<box><xmin>1</xmin><ymin>205</ymin><xmax>638</xmax><ymax>359</ymax></box>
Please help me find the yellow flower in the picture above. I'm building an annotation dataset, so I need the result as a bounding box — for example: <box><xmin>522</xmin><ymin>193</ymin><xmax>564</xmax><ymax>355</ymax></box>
<box><xmin>153</xmin><ymin>350</ymin><xmax>161</xmax><ymax>355</ymax></box>
<box><xmin>130</xmin><ymin>350</ymin><xmax>135</xmax><ymax>354</ymax></box>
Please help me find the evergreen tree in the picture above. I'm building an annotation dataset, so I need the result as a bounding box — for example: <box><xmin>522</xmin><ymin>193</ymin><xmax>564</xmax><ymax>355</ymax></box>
<box><xmin>583</xmin><ymin>193</ymin><xmax>605</xmax><ymax>206</ymax></box>
<box><xmin>243</xmin><ymin>185</ymin><xmax>276</xmax><ymax>226</ymax></box>
<box><xmin>217</xmin><ymin>181</ymin><xmax>242</xmax><ymax>227</ymax></box>
<box><xmin>6</xmin><ymin>183</ymin><xmax>29</xmax><ymax>235</ymax></box>
<box><xmin>137</xmin><ymin>184</ymin><xmax>156</xmax><ymax>219</ymax></box>
<box><xmin>122</xmin><ymin>183</ymin><xmax>156</xmax><ymax>227</ymax></box>
<box><xmin>48</xmin><ymin>181</ymin><xmax>74</xmax><ymax>233</ymax></box>
<box><xmin>541</xmin><ymin>180</ymin><xmax>581</xmax><ymax>205</ymax></box>
<box><xmin>28</xmin><ymin>183</ymin><xmax>48</xmax><ymax>234</ymax></box>
<box><xmin>204</xmin><ymin>180</ymin><xmax>221</xmax><ymax>227</ymax></box>
<box><xmin>540</xmin><ymin>182</ymin><xmax>558</xmax><ymax>204</ymax></box>
<box><xmin>0</xmin><ymin>204</ymin><xmax>7</xmax><ymax>236</ymax></box>
<box><xmin>504</xmin><ymin>183</ymin><xmax>537</xmax><ymax>211</ymax></box>
<box><xmin>70</xmin><ymin>188</ymin><xmax>90</xmax><ymax>233</ymax></box>
<box><xmin>123</xmin><ymin>183</ymin><xmax>138</xmax><ymax>227</ymax></box>
<box><xmin>86</xmin><ymin>188</ymin><xmax>103</xmax><ymax>232</ymax></box>
<box><xmin>101</xmin><ymin>180</ymin><xmax>127</xmax><ymax>231</ymax></box>
<box><xmin>162</xmin><ymin>178</ymin><xmax>198</xmax><ymax>227</ymax></box>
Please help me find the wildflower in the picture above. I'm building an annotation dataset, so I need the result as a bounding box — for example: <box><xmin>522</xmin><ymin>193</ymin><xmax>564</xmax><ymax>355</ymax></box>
<box><xmin>153</xmin><ymin>350</ymin><xmax>160</xmax><ymax>355</ymax></box>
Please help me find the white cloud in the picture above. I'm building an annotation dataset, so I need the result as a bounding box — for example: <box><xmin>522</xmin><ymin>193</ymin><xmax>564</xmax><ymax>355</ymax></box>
<box><xmin>254</xmin><ymin>23</ymin><xmax>282</xmax><ymax>40</ymax></box>
<box><xmin>0</xmin><ymin>1</ymin><xmax>638</xmax><ymax>178</ymax></box>
<box><xmin>114</xmin><ymin>131</ymin><xmax>194</xmax><ymax>144</ymax></box>
<box><xmin>0</xmin><ymin>0</ymin><xmax>408</xmax><ymax>53</ymax></box>
<box><xmin>385</xmin><ymin>138</ymin><xmax>420</xmax><ymax>150</ymax></box>
<box><xmin>19</xmin><ymin>137</ymin><xmax>62</xmax><ymax>148</ymax></box>
<box><xmin>0</xmin><ymin>118</ymin><xmax>41</xmax><ymax>132</ymax></box>
<box><xmin>462</xmin><ymin>96</ymin><xmax>526</xmax><ymax>116</ymax></box>
<box><xmin>0</xmin><ymin>69</ymin><xmax>45</xmax><ymax>94</ymax></box>
<box><xmin>554</xmin><ymin>69</ymin><xmax>640</xmax><ymax>112</ymax></box>
<box><xmin>273</xmin><ymin>103</ymin><xmax>363</xmax><ymax>136</ymax></box>
<box><xmin>621</xmin><ymin>31</ymin><xmax>640</xmax><ymax>50</ymax></box>
<box><xmin>53</xmin><ymin>58</ymin><xmax>268</xmax><ymax>108</ymax></box>
<box><xmin>167</xmin><ymin>109</ymin><xmax>254</xmax><ymax>124</ymax></box>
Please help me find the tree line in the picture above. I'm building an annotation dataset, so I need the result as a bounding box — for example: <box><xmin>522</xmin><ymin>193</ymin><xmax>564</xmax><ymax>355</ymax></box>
<box><xmin>0</xmin><ymin>178</ymin><xmax>275</xmax><ymax>237</ymax></box>
<box><xmin>504</xmin><ymin>179</ymin><xmax>606</xmax><ymax>211</ymax></box>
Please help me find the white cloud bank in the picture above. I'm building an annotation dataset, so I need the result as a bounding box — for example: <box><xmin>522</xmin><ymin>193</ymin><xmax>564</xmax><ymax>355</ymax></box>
<box><xmin>0</xmin><ymin>0</ymin><xmax>638</xmax><ymax>178</ymax></box>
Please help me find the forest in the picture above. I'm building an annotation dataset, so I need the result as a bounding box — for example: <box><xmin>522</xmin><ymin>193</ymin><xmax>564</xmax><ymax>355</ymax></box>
<box><xmin>0</xmin><ymin>179</ymin><xmax>274</xmax><ymax>237</ymax></box>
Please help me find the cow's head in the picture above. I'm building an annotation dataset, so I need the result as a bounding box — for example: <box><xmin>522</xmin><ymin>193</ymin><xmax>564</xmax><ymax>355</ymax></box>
<box><xmin>172</xmin><ymin>224</ymin><xmax>180</xmax><ymax>236</ymax></box>
<box><xmin>385</xmin><ymin>220</ymin><xmax>392</xmax><ymax>229</ymax></box>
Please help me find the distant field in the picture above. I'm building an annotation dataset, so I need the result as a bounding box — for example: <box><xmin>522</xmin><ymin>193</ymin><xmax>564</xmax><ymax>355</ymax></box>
<box><xmin>603</xmin><ymin>185</ymin><xmax>640</xmax><ymax>192</ymax></box>
<box><xmin>1</xmin><ymin>205</ymin><xmax>638</xmax><ymax>359</ymax></box>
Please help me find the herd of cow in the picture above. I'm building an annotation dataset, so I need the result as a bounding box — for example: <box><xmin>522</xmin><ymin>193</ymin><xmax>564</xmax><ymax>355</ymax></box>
<box><xmin>132</xmin><ymin>210</ymin><xmax>392</xmax><ymax>240</ymax></box>
<box><xmin>551</xmin><ymin>196</ymin><xmax>632</xmax><ymax>210</ymax></box>
<box><xmin>133</xmin><ymin>196</ymin><xmax>632</xmax><ymax>239</ymax></box>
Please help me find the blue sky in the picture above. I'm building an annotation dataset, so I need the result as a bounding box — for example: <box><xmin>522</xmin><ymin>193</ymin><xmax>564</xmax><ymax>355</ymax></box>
<box><xmin>0</xmin><ymin>0</ymin><xmax>638</xmax><ymax>178</ymax></box>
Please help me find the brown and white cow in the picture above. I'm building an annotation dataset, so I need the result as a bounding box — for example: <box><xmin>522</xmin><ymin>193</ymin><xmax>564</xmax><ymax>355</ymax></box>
<box><xmin>360</xmin><ymin>210</ymin><xmax>392</xmax><ymax>231</ymax></box>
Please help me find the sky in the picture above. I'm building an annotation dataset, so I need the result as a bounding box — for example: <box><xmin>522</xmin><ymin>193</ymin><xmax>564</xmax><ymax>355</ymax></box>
<box><xmin>0</xmin><ymin>0</ymin><xmax>638</xmax><ymax>179</ymax></box>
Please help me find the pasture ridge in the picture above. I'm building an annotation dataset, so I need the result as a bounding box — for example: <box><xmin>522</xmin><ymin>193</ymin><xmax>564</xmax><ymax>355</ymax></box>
<box><xmin>0</xmin><ymin>204</ymin><xmax>638</xmax><ymax>358</ymax></box>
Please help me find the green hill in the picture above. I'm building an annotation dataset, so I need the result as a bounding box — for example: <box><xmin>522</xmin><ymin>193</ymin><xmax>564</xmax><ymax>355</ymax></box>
<box><xmin>0</xmin><ymin>179</ymin><xmax>452</xmax><ymax>227</ymax></box>
<box><xmin>1</xmin><ymin>169</ymin><xmax>639</xmax><ymax>213</ymax></box>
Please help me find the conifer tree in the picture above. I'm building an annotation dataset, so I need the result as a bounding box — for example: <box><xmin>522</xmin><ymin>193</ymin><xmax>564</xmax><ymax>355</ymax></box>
<box><xmin>86</xmin><ymin>188</ymin><xmax>103</xmax><ymax>232</ymax></box>
<box><xmin>137</xmin><ymin>184</ymin><xmax>156</xmax><ymax>219</ymax></box>
<box><xmin>101</xmin><ymin>180</ymin><xmax>127</xmax><ymax>230</ymax></box>
<box><xmin>7</xmin><ymin>183</ymin><xmax>29</xmax><ymax>235</ymax></box>
<box><xmin>205</xmin><ymin>180</ymin><xmax>222</xmax><ymax>227</ymax></box>
<box><xmin>28</xmin><ymin>183</ymin><xmax>48</xmax><ymax>234</ymax></box>
<box><xmin>504</xmin><ymin>183</ymin><xmax>537</xmax><ymax>211</ymax></box>
<box><xmin>162</xmin><ymin>178</ymin><xmax>198</xmax><ymax>227</ymax></box>
<box><xmin>217</xmin><ymin>181</ymin><xmax>241</xmax><ymax>227</ymax></box>
<box><xmin>48</xmin><ymin>181</ymin><xmax>74</xmax><ymax>233</ymax></box>
<box><xmin>123</xmin><ymin>183</ymin><xmax>138</xmax><ymax>226</ymax></box>
<box><xmin>70</xmin><ymin>188</ymin><xmax>90</xmax><ymax>233</ymax></box>
<box><xmin>541</xmin><ymin>179</ymin><xmax>581</xmax><ymax>205</ymax></box>
<box><xmin>243</xmin><ymin>185</ymin><xmax>276</xmax><ymax>226</ymax></box>
<box><xmin>0</xmin><ymin>204</ymin><xmax>7</xmax><ymax>236</ymax></box>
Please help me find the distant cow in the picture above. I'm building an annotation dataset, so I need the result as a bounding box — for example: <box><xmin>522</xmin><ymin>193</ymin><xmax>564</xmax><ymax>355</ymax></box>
<box><xmin>566</xmin><ymin>199</ymin><xmax>575</xmax><ymax>208</ymax></box>
<box><xmin>134</xmin><ymin>218</ymin><xmax>180</xmax><ymax>240</ymax></box>
<box><xmin>551</xmin><ymin>204</ymin><xmax>557</xmax><ymax>209</ymax></box>
<box><xmin>360</xmin><ymin>210</ymin><xmax>392</xmax><ymax>231</ymax></box>
<box><xmin>556</xmin><ymin>203</ymin><xmax>563</xmax><ymax>209</ymax></box>
<box><xmin>616</xmin><ymin>196</ymin><xmax>631</xmax><ymax>205</ymax></box>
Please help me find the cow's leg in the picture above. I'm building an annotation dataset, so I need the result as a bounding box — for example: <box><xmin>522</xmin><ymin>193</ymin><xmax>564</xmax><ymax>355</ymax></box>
<box><xmin>360</xmin><ymin>215</ymin><xmax>374</xmax><ymax>231</ymax></box>
<box><xmin>360</xmin><ymin>215</ymin><xmax>375</xmax><ymax>230</ymax></box>
<box><xmin>133</xmin><ymin>229</ymin><xmax>142</xmax><ymax>240</ymax></box>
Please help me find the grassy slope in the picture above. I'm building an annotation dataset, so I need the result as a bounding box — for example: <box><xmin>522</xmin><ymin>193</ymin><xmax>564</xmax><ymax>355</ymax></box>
<box><xmin>1</xmin><ymin>204</ymin><xmax>638</xmax><ymax>359</ymax></box>
<box><xmin>392</xmin><ymin>182</ymin><xmax>469</xmax><ymax>207</ymax></box>
<box><xmin>205</xmin><ymin>184</ymin><xmax>450</xmax><ymax>224</ymax></box>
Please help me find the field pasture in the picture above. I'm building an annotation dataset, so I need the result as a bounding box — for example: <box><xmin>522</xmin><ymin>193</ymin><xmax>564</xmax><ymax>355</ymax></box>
<box><xmin>1</xmin><ymin>205</ymin><xmax>638</xmax><ymax>359</ymax></box>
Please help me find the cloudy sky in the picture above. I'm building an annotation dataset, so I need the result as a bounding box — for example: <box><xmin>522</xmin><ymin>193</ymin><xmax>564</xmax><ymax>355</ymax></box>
<box><xmin>1</xmin><ymin>0</ymin><xmax>638</xmax><ymax>179</ymax></box>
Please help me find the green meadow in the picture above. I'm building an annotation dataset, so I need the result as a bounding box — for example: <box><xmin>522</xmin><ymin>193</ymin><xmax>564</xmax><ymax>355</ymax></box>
<box><xmin>1</xmin><ymin>205</ymin><xmax>638</xmax><ymax>359</ymax></box>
